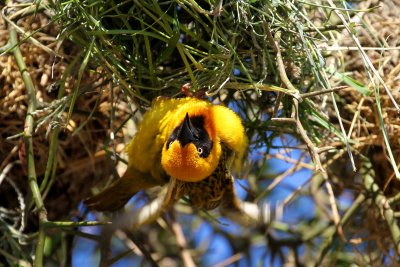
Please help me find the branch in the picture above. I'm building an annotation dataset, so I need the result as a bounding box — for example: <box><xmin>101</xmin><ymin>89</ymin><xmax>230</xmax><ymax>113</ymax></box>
<box><xmin>265</xmin><ymin>22</ymin><xmax>345</xmax><ymax>242</ymax></box>
<box><xmin>170</xmin><ymin>215</ymin><xmax>196</xmax><ymax>267</ymax></box>
<box><xmin>264</xmin><ymin>22</ymin><xmax>302</xmax><ymax>101</ymax></box>
<box><xmin>6</xmin><ymin>5</ymin><xmax>47</xmax><ymax>266</ymax></box>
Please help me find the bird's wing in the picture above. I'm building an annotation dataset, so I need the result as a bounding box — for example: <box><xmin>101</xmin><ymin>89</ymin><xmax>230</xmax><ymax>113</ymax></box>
<box><xmin>85</xmin><ymin>165</ymin><xmax>166</xmax><ymax>211</ymax></box>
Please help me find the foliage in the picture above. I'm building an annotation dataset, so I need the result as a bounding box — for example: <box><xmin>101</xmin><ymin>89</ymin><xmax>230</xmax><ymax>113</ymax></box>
<box><xmin>1</xmin><ymin>0</ymin><xmax>400</xmax><ymax>266</ymax></box>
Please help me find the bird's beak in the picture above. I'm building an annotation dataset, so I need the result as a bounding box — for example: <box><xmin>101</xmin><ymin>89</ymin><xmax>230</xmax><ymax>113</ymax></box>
<box><xmin>177</xmin><ymin>113</ymin><xmax>196</xmax><ymax>147</ymax></box>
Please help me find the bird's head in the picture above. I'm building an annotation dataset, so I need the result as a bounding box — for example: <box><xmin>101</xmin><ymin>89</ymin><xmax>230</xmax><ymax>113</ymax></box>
<box><xmin>161</xmin><ymin>111</ymin><xmax>221</xmax><ymax>182</ymax></box>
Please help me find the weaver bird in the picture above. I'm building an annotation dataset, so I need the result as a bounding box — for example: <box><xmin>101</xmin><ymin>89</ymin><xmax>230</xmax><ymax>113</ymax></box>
<box><xmin>85</xmin><ymin>97</ymin><xmax>248</xmax><ymax>213</ymax></box>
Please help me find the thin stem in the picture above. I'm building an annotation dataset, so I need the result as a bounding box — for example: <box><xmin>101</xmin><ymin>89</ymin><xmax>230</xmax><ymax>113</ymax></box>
<box><xmin>123</xmin><ymin>230</ymin><xmax>159</xmax><ymax>267</ymax></box>
<box><xmin>300</xmin><ymin>86</ymin><xmax>348</xmax><ymax>98</ymax></box>
<box><xmin>264</xmin><ymin>22</ymin><xmax>302</xmax><ymax>101</ymax></box>
<box><xmin>39</xmin><ymin>55</ymin><xmax>81</xmax><ymax>193</ymax></box>
<box><xmin>314</xmin><ymin>193</ymin><xmax>366</xmax><ymax>264</ymax></box>
<box><xmin>363</xmin><ymin>161</ymin><xmax>400</xmax><ymax>255</ymax></box>
<box><xmin>170</xmin><ymin>214</ymin><xmax>196</xmax><ymax>267</ymax></box>
<box><xmin>265</xmin><ymin>20</ymin><xmax>344</xmax><ymax>244</ymax></box>
<box><xmin>8</xmin><ymin>9</ymin><xmax>47</xmax><ymax>267</ymax></box>
<box><xmin>42</xmin><ymin>221</ymin><xmax>112</xmax><ymax>228</ymax></box>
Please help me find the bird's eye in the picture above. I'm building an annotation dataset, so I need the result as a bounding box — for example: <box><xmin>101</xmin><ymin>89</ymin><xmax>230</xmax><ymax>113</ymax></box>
<box><xmin>166</xmin><ymin>141</ymin><xmax>174</xmax><ymax>149</ymax></box>
<box><xmin>197</xmin><ymin>147</ymin><xmax>203</xmax><ymax>155</ymax></box>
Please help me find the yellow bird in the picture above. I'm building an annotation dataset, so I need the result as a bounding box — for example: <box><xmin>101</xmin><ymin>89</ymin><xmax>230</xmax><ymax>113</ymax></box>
<box><xmin>85</xmin><ymin>97</ymin><xmax>248</xmax><ymax>211</ymax></box>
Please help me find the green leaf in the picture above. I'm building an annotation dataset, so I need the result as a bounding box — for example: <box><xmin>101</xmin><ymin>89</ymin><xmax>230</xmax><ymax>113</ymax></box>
<box><xmin>302</xmin><ymin>100</ymin><xmax>345</xmax><ymax>140</ymax></box>
<box><xmin>335</xmin><ymin>72</ymin><xmax>370</xmax><ymax>96</ymax></box>
<box><xmin>156</xmin><ymin>33</ymin><xmax>180</xmax><ymax>65</ymax></box>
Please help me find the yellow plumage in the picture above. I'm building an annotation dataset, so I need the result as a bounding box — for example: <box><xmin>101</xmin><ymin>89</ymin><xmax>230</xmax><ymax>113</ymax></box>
<box><xmin>85</xmin><ymin>97</ymin><xmax>247</xmax><ymax>211</ymax></box>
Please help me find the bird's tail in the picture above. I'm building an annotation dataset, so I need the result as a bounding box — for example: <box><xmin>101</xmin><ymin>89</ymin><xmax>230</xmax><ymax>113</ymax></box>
<box><xmin>85</xmin><ymin>179</ymin><xmax>135</xmax><ymax>211</ymax></box>
<box><xmin>85</xmin><ymin>166</ymin><xmax>162</xmax><ymax>211</ymax></box>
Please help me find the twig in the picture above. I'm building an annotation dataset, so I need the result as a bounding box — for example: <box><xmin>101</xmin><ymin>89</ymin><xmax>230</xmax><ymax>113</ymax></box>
<box><xmin>292</xmin><ymin>100</ymin><xmax>343</xmax><ymax>240</ymax></box>
<box><xmin>314</xmin><ymin>193</ymin><xmax>366</xmax><ymax>264</ymax></box>
<box><xmin>271</xmin><ymin>117</ymin><xmax>296</xmax><ymax>123</ymax></box>
<box><xmin>265</xmin><ymin>26</ymin><xmax>322</xmax><ymax>170</ymax></box>
<box><xmin>304</xmin><ymin>24</ymin><xmax>361</xmax><ymax>32</ymax></box>
<box><xmin>109</xmin><ymin>229</ymin><xmax>143</xmax><ymax>263</ymax></box>
<box><xmin>317</xmin><ymin>135</ymin><xmax>379</xmax><ymax>155</ymax></box>
<box><xmin>0</xmin><ymin>166</ymin><xmax>27</xmax><ymax>244</ymax></box>
<box><xmin>4</xmin><ymin>175</ymin><xmax>26</xmax><ymax>233</ymax></box>
<box><xmin>320</xmin><ymin>46</ymin><xmax>400</xmax><ymax>51</ymax></box>
<box><xmin>389</xmin><ymin>191</ymin><xmax>400</xmax><ymax>206</ymax></box>
<box><xmin>264</xmin><ymin>22</ymin><xmax>302</xmax><ymax>101</ymax></box>
<box><xmin>256</xmin><ymin>154</ymin><xmax>306</xmax><ymax>202</ymax></box>
<box><xmin>300</xmin><ymin>86</ymin><xmax>348</xmax><ymax>98</ymax></box>
<box><xmin>99</xmin><ymin>226</ymin><xmax>113</xmax><ymax>267</ymax></box>
<box><xmin>266</xmin><ymin>153</ymin><xmax>315</xmax><ymax>170</ymax></box>
<box><xmin>42</xmin><ymin>221</ymin><xmax>112</xmax><ymax>228</ymax></box>
<box><xmin>265</xmin><ymin>21</ymin><xmax>345</xmax><ymax>243</ymax></box>
<box><xmin>186</xmin><ymin>0</ymin><xmax>223</xmax><ymax>15</ymax></box>
<box><xmin>221</xmin><ymin>200</ymin><xmax>274</xmax><ymax>226</ymax></box>
<box><xmin>170</xmin><ymin>214</ymin><xmax>196</xmax><ymax>267</ymax></box>
<box><xmin>347</xmin><ymin>97</ymin><xmax>365</xmax><ymax>139</ymax></box>
<box><xmin>299</xmin><ymin>1</ymin><xmax>379</xmax><ymax>12</ymax></box>
<box><xmin>0</xmin><ymin>145</ymin><xmax>18</xmax><ymax>172</ymax></box>
<box><xmin>292</xmin><ymin>100</ymin><xmax>325</xmax><ymax>173</ymax></box>
<box><xmin>108</xmin><ymin>249</ymin><xmax>135</xmax><ymax>265</ymax></box>
<box><xmin>206</xmin><ymin>76</ymin><xmax>230</xmax><ymax>97</ymax></box>
<box><xmin>39</xmin><ymin>55</ymin><xmax>82</xmax><ymax>194</ymax></box>
<box><xmin>213</xmin><ymin>253</ymin><xmax>243</xmax><ymax>267</ymax></box>
<box><xmin>8</xmin><ymin>3</ymin><xmax>46</xmax><ymax>21</ymax></box>
<box><xmin>0</xmin><ymin>42</ymin><xmax>12</xmax><ymax>54</ymax></box>
<box><xmin>272</xmin><ymin>91</ymin><xmax>283</xmax><ymax>118</ymax></box>
<box><xmin>61</xmin><ymin>229</ymin><xmax>102</xmax><ymax>241</ymax></box>
<box><xmin>123</xmin><ymin>230</ymin><xmax>159</xmax><ymax>267</ymax></box>
<box><xmin>0</xmin><ymin>162</ymin><xmax>15</xmax><ymax>187</ymax></box>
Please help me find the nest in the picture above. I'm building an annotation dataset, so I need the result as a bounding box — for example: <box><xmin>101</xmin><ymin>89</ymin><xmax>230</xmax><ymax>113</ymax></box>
<box><xmin>2</xmin><ymin>0</ymin><xmax>400</xmax><ymax>266</ymax></box>
<box><xmin>0</xmin><ymin>12</ymin><xmax>117</xmax><ymax>228</ymax></box>
<box><xmin>317</xmin><ymin>0</ymin><xmax>400</xmax><ymax>263</ymax></box>
<box><xmin>332</xmin><ymin>0</ymin><xmax>400</xmax><ymax>201</ymax></box>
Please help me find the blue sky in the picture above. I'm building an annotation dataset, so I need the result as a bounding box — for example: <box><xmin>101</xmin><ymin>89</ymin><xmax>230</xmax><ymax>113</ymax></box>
<box><xmin>72</xmin><ymin>135</ymin><xmax>321</xmax><ymax>266</ymax></box>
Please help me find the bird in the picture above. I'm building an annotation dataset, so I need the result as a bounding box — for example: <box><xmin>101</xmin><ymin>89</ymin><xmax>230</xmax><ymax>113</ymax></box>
<box><xmin>85</xmin><ymin>96</ymin><xmax>248</xmax><ymax>213</ymax></box>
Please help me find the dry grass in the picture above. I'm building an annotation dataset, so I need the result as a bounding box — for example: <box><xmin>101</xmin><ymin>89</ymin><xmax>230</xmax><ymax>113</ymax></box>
<box><xmin>1</xmin><ymin>0</ymin><xmax>400</xmax><ymax>266</ymax></box>
<box><xmin>0</xmin><ymin>10</ymin><xmax>115</xmax><ymax>224</ymax></box>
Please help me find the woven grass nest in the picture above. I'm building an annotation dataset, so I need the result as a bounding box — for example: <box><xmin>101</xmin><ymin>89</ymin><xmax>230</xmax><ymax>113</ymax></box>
<box><xmin>2</xmin><ymin>0</ymin><xmax>400</xmax><ymax>266</ymax></box>
<box><xmin>0</xmin><ymin>13</ymin><xmax>116</xmax><ymax>225</ymax></box>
